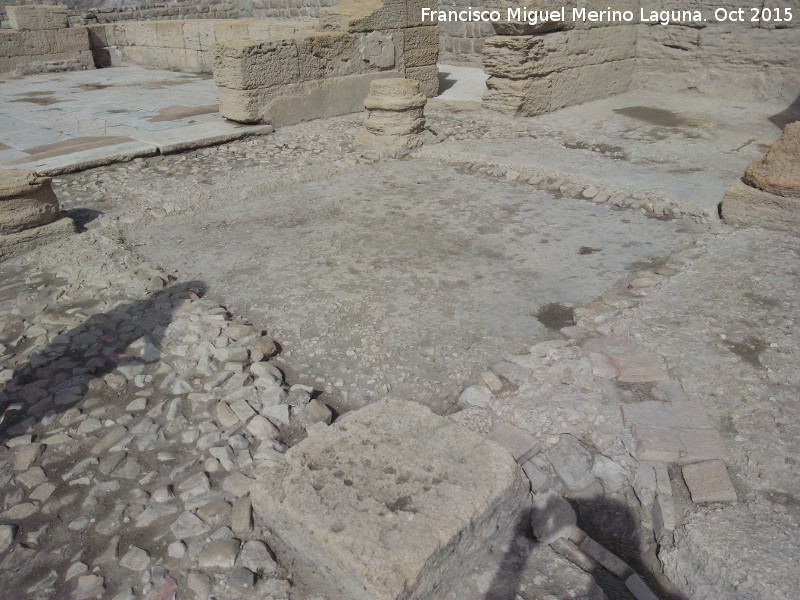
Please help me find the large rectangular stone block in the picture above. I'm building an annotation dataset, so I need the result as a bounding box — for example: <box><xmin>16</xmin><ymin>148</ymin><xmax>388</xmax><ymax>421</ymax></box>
<box><xmin>483</xmin><ymin>27</ymin><xmax>636</xmax><ymax>80</ymax></box>
<box><xmin>402</xmin><ymin>25</ymin><xmax>438</xmax><ymax>67</ymax></box>
<box><xmin>7</xmin><ymin>5</ymin><xmax>68</xmax><ymax>31</ymax></box>
<box><xmin>405</xmin><ymin>64</ymin><xmax>439</xmax><ymax>97</ymax></box>
<box><xmin>297</xmin><ymin>32</ymin><xmax>363</xmax><ymax>81</ymax></box>
<box><xmin>212</xmin><ymin>39</ymin><xmax>300</xmax><ymax>90</ymax></box>
<box><xmin>155</xmin><ymin>21</ymin><xmax>185</xmax><ymax>49</ymax></box>
<box><xmin>251</xmin><ymin>399</ymin><xmax>530</xmax><ymax>600</ymax></box>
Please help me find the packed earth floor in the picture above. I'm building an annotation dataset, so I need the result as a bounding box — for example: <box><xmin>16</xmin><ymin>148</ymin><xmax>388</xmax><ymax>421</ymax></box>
<box><xmin>0</xmin><ymin>66</ymin><xmax>798</xmax><ymax>600</ymax></box>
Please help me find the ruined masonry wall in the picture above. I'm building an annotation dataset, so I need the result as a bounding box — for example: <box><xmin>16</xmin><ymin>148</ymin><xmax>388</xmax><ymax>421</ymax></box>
<box><xmin>635</xmin><ymin>0</ymin><xmax>800</xmax><ymax>102</ymax></box>
<box><xmin>88</xmin><ymin>19</ymin><xmax>317</xmax><ymax>74</ymax></box>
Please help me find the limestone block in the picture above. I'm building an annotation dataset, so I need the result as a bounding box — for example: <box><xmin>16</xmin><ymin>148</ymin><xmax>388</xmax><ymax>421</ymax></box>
<box><xmin>405</xmin><ymin>64</ymin><xmax>439</xmax><ymax>97</ymax></box>
<box><xmin>682</xmin><ymin>460</ymin><xmax>737</xmax><ymax>503</ymax></box>
<box><xmin>7</xmin><ymin>5</ymin><xmax>68</xmax><ymax>31</ymax></box>
<box><xmin>0</xmin><ymin>217</ymin><xmax>75</xmax><ymax>262</ymax></box>
<box><xmin>743</xmin><ymin>122</ymin><xmax>800</xmax><ymax>199</ymax></box>
<box><xmin>483</xmin><ymin>27</ymin><xmax>636</xmax><ymax>80</ymax></box>
<box><xmin>297</xmin><ymin>33</ymin><xmax>362</xmax><ymax>81</ymax></box>
<box><xmin>217</xmin><ymin>86</ymin><xmax>265</xmax><ymax>123</ymax></box>
<box><xmin>251</xmin><ymin>398</ymin><xmax>530</xmax><ymax>600</ymax></box>
<box><xmin>263</xmin><ymin>71</ymin><xmax>403</xmax><ymax>127</ymax></box>
<box><xmin>124</xmin><ymin>22</ymin><xmax>158</xmax><ymax>48</ymax></box>
<box><xmin>407</xmin><ymin>0</ymin><xmax>440</xmax><ymax>28</ymax></box>
<box><xmin>321</xmin><ymin>0</ymin><xmax>406</xmax><ymax>33</ymax></box>
<box><xmin>360</xmin><ymin>30</ymin><xmax>397</xmax><ymax>68</ymax></box>
<box><xmin>720</xmin><ymin>179</ymin><xmax>800</xmax><ymax>234</ymax></box>
<box><xmin>212</xmin><ymin>21</ymin><xmax>252</xmax><ymax>44</ymax></box>
<box><xmin>155</xmin><ymin>21</ymin><xmax>185</xmax><ymax>49</ymax></box>
<box><xmin>483</xmin><ymin>59</ymin><xmax>634</xmax><ymax>117</ymax></box>
<box><xmin>212</xmin><ymin>39</ymin><xmax>300</xmax><ymax>90</ymax></box>
<box><xmin>0</xmin><ymin>170</ymin><xmax>60</xmax><ymax>235</ymax></box>
<box><xmin>402</xmin><ymin>25</ymin><xmax>438</xmax><ymax>67</ymax></box>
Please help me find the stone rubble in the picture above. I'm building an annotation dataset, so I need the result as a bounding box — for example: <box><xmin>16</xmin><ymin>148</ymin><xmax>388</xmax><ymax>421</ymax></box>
<box><xmin>0</xmin><ymin>231</ymin><xmax>336</xmax><ymax>599</ymax></box>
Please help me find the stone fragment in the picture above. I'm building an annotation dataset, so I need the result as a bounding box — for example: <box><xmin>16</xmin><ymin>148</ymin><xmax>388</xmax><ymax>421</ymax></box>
<box><xmin>293</xmin><ymin>399</ymin><xmax>332</xmax><ymax>430</ymax></box>
<box><xmin>216</xmin><ymin>402</ymin><xmax>240</xmax><ymax>427</ymax></box>
<box><xmin>167</xmin><ymin>541</ymin><xmax>186</xmax><ymax>559</ymax></box>
<box><xmin>223</xmin><ymin>473</ymin><xmax>255</xmax><ymax>498</ymax></box>
<box><xmin>550</xmin><ymin>537</ymin><xmax>597</xmax><ymax>572</ymax></box>
<box><xmin>1</xmin><ymin>503</ymin><xmax>37</xmax><ymax>520</ymax></box>
<box><xmin>13</xmin><ymin>444</ymin><xmax>44</xmax><ymax>471</ymax></box>
<box><xmin>74</xmin><ymin>574</ymin><xmax>104</xmax><ymax>600</ymax></box>
<box><xmin>578</xmin><ymin>536</ymin><xmax>633</xmax><ymax>579</ymax></box>
<box><xmin>743</xmin><ymin>122</ymin><xmax>800</xmax><ymax>198</ymax></box>
<box><xmin>0</xmin><ymin>170</ymin><xmax>60</xmax><ymax>234</ymax></box>
<box><xmin>625</xmin><ymin>573</ymin><xmax>660</xmax><ymax>600</ymax></box>
<box><xmin>531</xmin><ymin>490</ymin><xmax>577</xmax><ymax>544</ymax></box>
<box><xmin>486</xmin><ymin>422</ymin><xmax>539</xmax><ymax>464</ymax></box>
<box><xmin>229</xmin><ymin>567</ymin><xmax>255</xmax><ymax>590</ymax></box>
<box><xmin>237</xmin><ymin>540</ymin><xmax>277</xmax><ymax>573</ymax></box>
<box><xmin>546</xmin><ymin>436</ymin><xmax>595</xmax><ymax>492</ymax></box>
<box><xmin>251</xmin><ymin>399</ymin><xmax>530</xmax><ymax>600</ymax></box>
<box><xmin>521</xmin><ymin>460</ymin><xmax>561</xmax><ymax>493</ymax></box>
<box><xmin>682</xmin><ymin>460</ymin><xmax>737</xmax><ymax>503</ymax></box>
<box><xmin>143</xmin><ymin>577</ymin><xmax>178</xmax><ymax>600</ymax></box>
<box><xmin>721</xmin><ymin>179</ymin><xmax>800</xmax><ymax>234</ymax></box>
<box><xmin>229</xmin><ymin>398</ymin><xmax>256</xmax><ymax>422</ymax></box>
<box><xmin>91</xmin><ymin>427</ymin><xmax>127</xmax><ymax>455</ymax></box>
<box><xmin>16</xmin><ymin>467</ymin><xmax>47</xmax><ymax>489</ymax></box>
<box><xmin>355</xmin><ymin>78</ymin><xmax>435</xmax><ymax>157</ymax></box>
<box><xmin>231</xmin><ymin>496</ymin><xmax>253</xmax><ymax>534</ymax></box>
<box><xmin>187</xmin><ymin>572</ymin><xmax>212</xmax><ymax>598</ymax></box>
<box><xmin>458</xmin><ymin>384</ymin><xmax>493</xmax><ymax>407</ymax></box>
<box><xmin>120</xmin><ymin>546</ymin><xmax>150</xmax><ymax>571</ymax></box>
<box><xmin>0</xmin><ymin>525</ymin><xmax>15</xmax><ymax>553</ymax></box>
<box><xmin>66</xmin><ymin>561</ymin><xmax>88</xmax><ymax>580</ymax></box>
<box><xmin>197</xmin><ymin>538</ymin><xmax>240</xmax><ymax>570</ymax></box>
<box><xmin>247</xmin><ymin>415</ymin><xmax>280</xmax><ymax>439</ymax></box>
<box><xmin>171</xmin><ymin>511</ymin><xmax>210</xmax><ymax>539</ymax></box>
<box><xmin>631</xmin><ymin>424</ymin><xmax>684</xmax><ymax>463</ymax></box>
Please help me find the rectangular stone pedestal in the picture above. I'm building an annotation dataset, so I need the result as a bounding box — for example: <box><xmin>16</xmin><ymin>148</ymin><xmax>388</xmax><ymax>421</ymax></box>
<box><xmin>251</xmin><ymin>398</ymin><xmax>530</xmax><ymax>600</ymax></box>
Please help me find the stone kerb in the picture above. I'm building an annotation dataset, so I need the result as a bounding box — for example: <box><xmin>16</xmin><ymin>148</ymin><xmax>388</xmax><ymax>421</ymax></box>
<box><xmin>251</xmin><ymin>398</ymin><xmax>531</xmax><ymax>600</ymax></box>
<box><xmin>721</xmin><ymin>121</ymin><xmax>800</xmax><ymax>234</ymax></box>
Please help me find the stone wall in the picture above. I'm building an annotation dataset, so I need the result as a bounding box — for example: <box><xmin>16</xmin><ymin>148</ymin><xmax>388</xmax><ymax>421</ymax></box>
<box><xmin>481</xmin><ymin>0</ymin><xmax>800</xmax><ymax>116</ymax></box>
<box><xmin>0</xmin><ymin>26</ymin><xmax>93</xmax><ymax>75</ymax></box>
<box><xmin>88</xmin><ymin>18</ymin><xmax>316</xmax><ymax>73</ymax></box>
<box><xmin>214</xmin><ymin>0</ymin><xmax>439</xmax><ymax>126</ymax></box>
<box><xmin>437</xmin><ymin>0</ymin><xmax>493</xmax><ymax>64</ymax></box>
<box><xmin>635</xmin><ymin>0</ymin><xmax>800</xmax><ymax>103</ymax></box>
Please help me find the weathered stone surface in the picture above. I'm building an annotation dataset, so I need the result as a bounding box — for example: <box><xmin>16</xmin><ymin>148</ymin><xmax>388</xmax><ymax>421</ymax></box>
<box><xmin>0</xmin><ymin>170</ymin><xmax>60</xmax><ymax>235</ymax></box>
<box><xmin>486</xmin><ymin>421</ymin><xmax>539</xmax><ymax>464</ymax></box>
<box><xmin>251</xmin><ymin>398</ymin><xmax>530</xmax><ymax>600</ymax></box>
<box><xmin>6</xmin><ymin>6</ymin><xmax>69</xmax><ymax>31</ymax></box>
<box><xmin>743</xmin><ymin>122</ymin><xmax>800</xmax><ymax>199</ymax></box>
<box><xmin>197</xmin><ymin>538</ymin><xmax>240</xmax><ymax>570</ymax></box>
<box><xmin>356</xmin><ymin>78</ymin><xmax>434</xmax><ymax>157</ymax></box>
<box><xmin>721</xmin><ymin>179</ymin><xmax>800</xmax><ymax>235</ymax></box>
<box><xmin>682</xmin><ymin>460</ymin><xmax>737</xmax><ymax>503</ymax></box>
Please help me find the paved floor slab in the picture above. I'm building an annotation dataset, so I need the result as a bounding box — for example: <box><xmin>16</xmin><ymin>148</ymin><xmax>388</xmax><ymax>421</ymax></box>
<box><xmin>0</xmin><ymin>66</ymin><xmax>271</xmax><ymax>174</ymax></box>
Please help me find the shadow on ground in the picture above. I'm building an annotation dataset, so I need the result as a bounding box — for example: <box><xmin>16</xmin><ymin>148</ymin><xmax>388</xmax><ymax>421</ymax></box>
<box><xmin>769</xmin><ymin>94</ymin><xmax>800</xmax><ymax>129</ymax></box>
<box><xmin>0</xmin><ymin>280</ymin><xmax>206</xmax><ymax>445</ymax></box>
<box><xmin>483</xmin><ymin>499</ymin><xmax>687</xmax><ymax>600</ymax></box>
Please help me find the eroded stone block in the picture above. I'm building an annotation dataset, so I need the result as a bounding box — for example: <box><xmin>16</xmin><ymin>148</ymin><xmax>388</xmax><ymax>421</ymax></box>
<box><xmin>251</xmin><ymin>398</ymin><xmax>530</xmax><ymax>600</ymax></box>
<box><xmin>0</xmin><ymin>170</ymin><xmax>60</xmax><ymax>235</ymax></box>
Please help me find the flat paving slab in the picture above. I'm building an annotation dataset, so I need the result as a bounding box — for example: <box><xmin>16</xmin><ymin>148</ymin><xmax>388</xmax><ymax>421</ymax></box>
<box><xmin>0</xmin><ymin>66</ymin><xmax>271</xmax><ymax>174</ymax></box>
<box><xmin>127</xmin><ymin>159</ymin><xmax>696</xmax><ymax>412</ymax></box>
<box><xmin>251</xmin><ymin>398</ymin><xmax>530</xmax><ymax>600</ymax></box>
